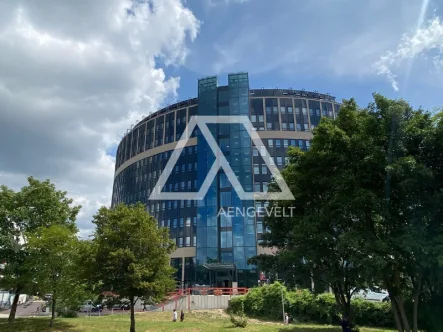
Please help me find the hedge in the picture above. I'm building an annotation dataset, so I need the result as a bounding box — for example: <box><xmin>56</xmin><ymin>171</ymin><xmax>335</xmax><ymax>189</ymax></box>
<box><xmin>227</xmin><ymin>283</ymin><xmax>394</xmax><ymax>328</ymax></box>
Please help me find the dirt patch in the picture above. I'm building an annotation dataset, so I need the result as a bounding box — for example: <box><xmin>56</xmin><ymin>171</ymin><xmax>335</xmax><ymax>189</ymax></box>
<box><xmin>188</xmin><ymin>309</ymin><xmax>229</xmax><ymax>319</ymax></box>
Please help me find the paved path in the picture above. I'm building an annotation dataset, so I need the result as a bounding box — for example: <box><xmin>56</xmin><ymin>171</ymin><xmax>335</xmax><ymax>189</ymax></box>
<box><xmin>0</xmin><ymin>301</ymin><xmax>50</xmax><ymax>318</ymax></box>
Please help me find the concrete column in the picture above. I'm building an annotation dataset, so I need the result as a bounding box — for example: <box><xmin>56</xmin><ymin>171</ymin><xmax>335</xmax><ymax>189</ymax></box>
<box><xmin>162</xmin><ymin>114</ymin><xmax>166</xmax><ymax>145</ymax></box>
<box><xmin>143</xmin><ymin>122</ymin><xmax>148</xmax><ymax>152</ymax></box>
<box><xmin>173</xmin><ymin>110</ymin><xmax>177</xmax><ymax>142</ymax></box>
<box><xmin>181</xmin><ymin>256</ymin><xmax>185</xmax><ymax>290</ymax></box>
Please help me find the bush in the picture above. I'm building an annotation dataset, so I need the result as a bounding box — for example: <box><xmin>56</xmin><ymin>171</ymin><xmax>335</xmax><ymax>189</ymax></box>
<box><xmin>230</xmin><ymin>314</ymin><xmax>248</xmax><ymax>328</ymax></box>
<box><xmin>57</xmin><ymin>308</ymin><xmax>79</xmax><ymax>318</ymax></box>
<box><xmin>229</xmin><ymin>301</ymin><xmax>248</xmax><ymax>328</ymax></box>
<box><xmin>227</xmin><ymin>284</ymin><xmax>394</xmax><ymax>328</ymax></box>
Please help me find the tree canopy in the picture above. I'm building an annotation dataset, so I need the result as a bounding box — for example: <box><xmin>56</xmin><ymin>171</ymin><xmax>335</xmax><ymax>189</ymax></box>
<box><xmin>0</xmin><ymin>176</ymin><xmax>81</xmax><ymax>322</ymax></box>
<box><xmin>92</xmin><ymin>203</ymin><xmax>176</xmax><ymax>332</ymax></box>
<box><xmin>253</xmin><ymin>94</ymin><xmax>443</xmax><ymax>331</ymax></box>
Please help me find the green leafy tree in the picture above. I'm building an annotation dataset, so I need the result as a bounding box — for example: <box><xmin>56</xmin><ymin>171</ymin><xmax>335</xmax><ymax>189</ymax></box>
<box><xmin>26</xmin><ymin>224</ymin><xmax>87</xmax><ymax>326</ymax></box>
<box><xmin>0</xmin><ymin>177</ymin><xmax>80</xmax><ymax>323</ymax></box>
<box><xmin>92</xmin><ymin>203</ymin><xmax>176</xmax><ymax>332</ymax></box>
<box><xmin>254</xmin><ymin>95</ymin><xmax>443</xmax><ymax>331</ymax></box>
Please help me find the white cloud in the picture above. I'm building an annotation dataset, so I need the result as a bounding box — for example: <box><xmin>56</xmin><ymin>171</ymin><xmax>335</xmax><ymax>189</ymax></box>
<box><xmin>374</xmin><ymin>16</ymin><xmax>443</xmax><ymax>91</ymax></box>
<box><xmin>0</xmin><ymin>0</ymin><xmax>200</xmax><ymax>237</ymax></box>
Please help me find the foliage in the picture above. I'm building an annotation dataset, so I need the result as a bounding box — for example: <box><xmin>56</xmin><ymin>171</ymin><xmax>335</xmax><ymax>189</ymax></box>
<box><xmin>228</xmin><ymin>284</ymin><xmax>394</xmax><ymax>328</ymax></box>
<box><xmin>0</xmin><ymin>176</ymin><xmax>81</xmax><ymax>322</ymax></box>
<box><xmin>230</xmin><ymin>301</ymin><xmax>248</xmax><ymax>328</ymax></box>
<box><xmin>253</xmin><ymin>95</ymin><xmax>443</xmax><ymax>331</ymax></box>
<box><xmin>26</xmin><ymin>224</ymin><xmax>88</xmax><ymax>326</ymax></box>
<box><xmin>92</xmin><ymin>203</ymin><xmax>176</xmax><ymax>332</ymax></box>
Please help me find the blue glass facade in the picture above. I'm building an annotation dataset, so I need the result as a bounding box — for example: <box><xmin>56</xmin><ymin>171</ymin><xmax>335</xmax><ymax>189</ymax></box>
<box><xmin>112</xmin><ymin>73</ymin><xmax>340</xmax><ymax>287</ymax></box>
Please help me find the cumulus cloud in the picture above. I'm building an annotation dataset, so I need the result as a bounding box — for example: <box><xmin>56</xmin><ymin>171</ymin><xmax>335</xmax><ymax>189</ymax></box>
<box><xmin>374</xmin><ymin>16</ymin><xmax>443</xmax><ymax>91</ymax></box>
<box><xmin>0</xmin><ymin>0</ymin><xmax>200</xmax><ymax>236</ymax></box>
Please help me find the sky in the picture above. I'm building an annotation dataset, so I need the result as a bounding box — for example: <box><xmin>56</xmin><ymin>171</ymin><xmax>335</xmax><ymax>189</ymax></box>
<box><xmin>0</xmin><ymin>0</ymin><xmax>442</xmax><ymax>237</ymax></box>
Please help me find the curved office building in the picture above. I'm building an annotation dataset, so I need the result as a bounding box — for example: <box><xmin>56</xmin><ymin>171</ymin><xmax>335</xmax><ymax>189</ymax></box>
<box><xmin>112</xmin><ymin>73</ymin><xmax>340</xmax><ymax>288</ymax></box>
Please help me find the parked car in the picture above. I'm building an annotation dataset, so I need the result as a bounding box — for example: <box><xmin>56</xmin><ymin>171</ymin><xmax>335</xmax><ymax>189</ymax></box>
<box><xmin>353</xmin><ymin>289</ymin><xmax>389</xmax><ymax>302</ymax></box>
<box><xmin>79</xmin><ymin>300</ymin><xmax>102</xmax><ymax>312</ymax></box>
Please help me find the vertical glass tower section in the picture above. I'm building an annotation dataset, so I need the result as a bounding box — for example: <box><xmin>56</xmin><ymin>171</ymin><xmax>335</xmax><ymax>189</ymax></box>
<box><xmin>196</xmin><ymin>77</ymin><xmax>219</xmax><ymax>267</ymax></box>
<box><xmin>226</xmin><ymin>73</ymin><xmax>256</xmax><ymax>274</ymax></box>
<box><xmin>196</xmin><ymin>73</ymin><xmax>257</xmax><ymax>286</ymax></box>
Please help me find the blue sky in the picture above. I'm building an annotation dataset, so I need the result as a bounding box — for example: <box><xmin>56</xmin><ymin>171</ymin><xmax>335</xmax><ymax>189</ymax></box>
<box><xmin>165</xmin><ymin>0</ymin><xmax>443</xmax><ymax>111</ymax></box>
<box><xmin>1</xmin><ymin>0</ymin><xmax>442</xmax><ymax>236</ymax></box>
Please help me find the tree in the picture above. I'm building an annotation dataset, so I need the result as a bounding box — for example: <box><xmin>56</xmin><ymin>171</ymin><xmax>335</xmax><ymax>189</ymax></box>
<box><xmin>0</xmin><ymin>176</ymin><xmax>80</xmax><ymax>322</ymax></box>
<box><xmin>253</xmin><ymin>95</ymin><xmax>443</xmax><ymax>331</ymax></box>
<box><xmin>255</xmin><ymin>100</ymin><xmax>373</xmax><ymax>324</ymax></box>
<box><xmin>92</xmin><ymin>203</ymin><xmax>176</xmax><ymax>332</ymax></box>
<box><xmin>26</xmin><ymin>224</ymin><xmax>87</xmax><ymax>326</ymax></box>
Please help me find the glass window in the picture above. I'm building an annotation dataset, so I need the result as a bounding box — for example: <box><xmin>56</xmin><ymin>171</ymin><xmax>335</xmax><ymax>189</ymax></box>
<box><xmin>277</xmin><ymin>157</ymin><xmax>283</xmax><ymax>166</ymax></box>
<box><xmin>221</xmin><ymin>231</ymin><xmax>233</xmax><ymax>248</ymax></box>
<box><xmin>254</xmin><ymin>182</ymin><xmax>261</xmax><ymax>192</ymax></box>
<box><xmin>220</xmin><ymin>173</ymin><xmax>230</xmax><ymax>188</ymax></box>
<box><xmin>276</xmin><ymin>140</ymin><xmax>281</xmax><ymax>147</ymax></box>
<box><xmin>185</xmin><ymin>237</ymin><xmax>190</xmax><ymax>247</ymax></box>
<box><xmin>268</xmin><ymin>139</ymin><xmax>273</xmax><ymax>147</ymax></box>
<box><xmin>280</xmin><ymin>106</ymin><xmax>286</xmax><ymax>114</ymax></box>
<box><xmin>173</xmin><ymin>219</ymin><xmax>177</xmax><ymax>228</ymax></box>
<box><xmin>178</xmin><ymin>237</ymin><xmax>183</xmax><ymax>247</ymax></box>
<box><xmin>180</xmin><ymin>218</ymin><xmax>184</xmax><ymax>227</ymax></box>
<box><xmin>266</xmin><ymin>122</ymin><xmax>272</xmax><ymax>129</ymax></box>
<box><xmin>253</xmin><ymin>148</ymin><xmax>258</xmax><ymax>156</ymax></box>
<box><xmin>273</xmin><ymin>106</ymin><xmax>278</xmax><ymax>114</ymax></box>
<box><xmin>266</xmin><ymin>106</ymin><xmax>271</xmax><ymax>114</ymax></box>
<box><xmin>289</xmin><ymin>123</ymin><xmax>295</xmax><ymax>130</ymax></box>
<box><xmin>251</xmin><ymin>115</ymin><xmax>257</xmax><ymax>122</ymax></box>
<box><xmin>220</xmin><ymin>138</ymin><xmax>230</xmax><ymax>151</ymax></box>
<box><xmin>259</xmin><ymin>115</ymin><xmax>264</xmax><ymax>122</ymax></box>
<box><xmin>261</xmin><ymin>165</ymin><xmax>268</xmax><ymax>174</ymax></box>
<box><xmin>257</xmin><ymin>223</ymin><xmax>263</xmax><ymax>233</ymax></box>
<box><xmin>284</xmin><ymin>139</ymin><xmax>288</xmax><ymax>148</ymax></box>
<box><xmin>254</xmin><ymin>164</ymin><xmax>260</xmax><ymax>174</ymax></box>
<box><xmin>263</xmin><ymin>182</ymin><xmax>268</xmax><ymax>192</ymax></box>
<box><xmin>220</xmin><ymin>192</ymin><xmax>231</xmax><ymax>206</ymax></box>
<box><xmin>193</xmin><ymin>217</ymin><xmax>197</xmax><ymax>226</ymax></box>
<box><xmin>193</xmin><ymin>236</ymin><xmax>196</xmax><ymax>246</ymax></box>
<box><xmin>288</xmin><ymin>106</ymin><xmax>293</xmax><ymax>114</ymax></box>
<box><xmin>282</xmin><ymin>123</ymin><xmax>287</xmax><ymax>130</ymax></box>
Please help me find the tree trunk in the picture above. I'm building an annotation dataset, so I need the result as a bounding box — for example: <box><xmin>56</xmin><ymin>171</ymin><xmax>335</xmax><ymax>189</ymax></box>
<box><xmin>8</xmin><ymin>286</ymin><xmax>22</xmax><ymax>323</ymax></box>
<box><xmin>50</xmin><ymin>297</ymin><xmax>56</xmax><ymax>327</ymax></box>
<box><xmin>412</xmin><ymin>296</ymin><xmax>419</xmax><ymax>332</ymax></box>
<box><xmin>130</xmin><ymin>296</ymin><xmax>135</xmax><ymax>332</ymax></box>
<box><xmin>412</xmin><ymin>273</ymin><xmax>423</xmax><ymax>332</ymax></box>
<box><xmin>396</xmin><ymin>295</ymin><xmax>411</xmax><ymax>332</ymax></box>
<box><xmin>391</xmin><ymin>297</ymin><xmax>403</xmax><ymax>332</ymax></box>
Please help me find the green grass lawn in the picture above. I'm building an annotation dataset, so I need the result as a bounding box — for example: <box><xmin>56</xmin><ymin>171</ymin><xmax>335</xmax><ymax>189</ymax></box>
<box><xmin>0</xmin><ymin>310</ymin><xmax>393</xmax><ymax>332</ymax></box>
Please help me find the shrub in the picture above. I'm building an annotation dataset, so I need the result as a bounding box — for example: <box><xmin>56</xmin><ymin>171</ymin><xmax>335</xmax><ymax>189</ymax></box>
<box><xmin>227</xmin><ymin>285</ymin><xmax>394</xmax><ymax>328</ymax></box>
<box><xmin>57</xmin><ymin>308</ymin><xmax>79</xmax><ymax>318</ymax></box>
<box><xmin>229</xmin><ymin>301</ymin><xmax>248</xmax><ymax>328</ymax></box>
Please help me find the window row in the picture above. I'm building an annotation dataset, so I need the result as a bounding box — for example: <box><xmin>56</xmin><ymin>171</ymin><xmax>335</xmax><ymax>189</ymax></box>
<box><xmin>175</xmin><ymin>236</ymin><xmax>197</xmax><ymax>247</ymax></box>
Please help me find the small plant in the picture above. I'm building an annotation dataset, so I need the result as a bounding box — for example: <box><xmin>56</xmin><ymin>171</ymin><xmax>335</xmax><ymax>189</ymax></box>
<box><xmin>229</xmin><ymin>301</ymin><xmax>248</xmax><ymax>328</ymax></box>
